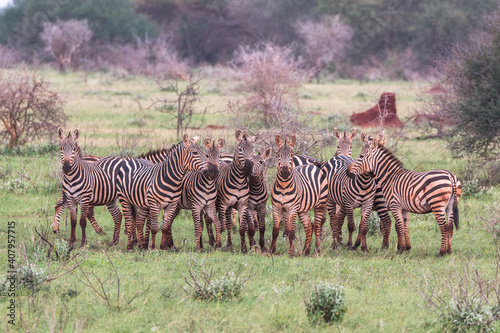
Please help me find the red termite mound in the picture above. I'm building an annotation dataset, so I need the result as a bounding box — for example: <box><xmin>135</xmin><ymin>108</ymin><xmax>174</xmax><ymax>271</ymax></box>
<box><xmin>350</xmin><ymin>92</ymin><xmax>404</xmax><ymax>127</ymax></box>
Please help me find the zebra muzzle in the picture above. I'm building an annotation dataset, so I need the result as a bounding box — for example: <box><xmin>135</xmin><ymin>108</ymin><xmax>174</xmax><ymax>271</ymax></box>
<box><xmin>243</xmin><ymin>159</ymin><xmax>254</xmax><ymax>176</ymax></box>
<box><xmin>204</xmin><ymin>163</ymin><xmax>219</xmax><ymax>180</ymax></box>
<box><xmin>62</xmin><ymin>161</ymin><xmax>71</xmax><ymax>174</ymax></box>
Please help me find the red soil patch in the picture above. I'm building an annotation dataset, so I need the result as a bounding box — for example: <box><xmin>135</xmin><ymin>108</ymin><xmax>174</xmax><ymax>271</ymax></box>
<box><xmin>350</xmin><ymin>92</ymin><xmax>404</xmax><ymax>128</ymax></box>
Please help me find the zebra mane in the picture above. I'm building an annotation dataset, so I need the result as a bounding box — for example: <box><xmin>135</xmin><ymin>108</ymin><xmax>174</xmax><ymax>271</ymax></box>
<box><xmin>378</xmin><ymin>145</ymin><xmax>404</xmax><ymax>169</ymax></box>
<box><xmin>137</xmin><ymin>142</ymin><xmax>181</xmax><ymax>160</ymax></box>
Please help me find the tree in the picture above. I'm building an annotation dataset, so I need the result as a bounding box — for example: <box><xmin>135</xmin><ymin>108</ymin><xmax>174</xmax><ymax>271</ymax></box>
<box><xmin>431</xmin><ymin>6</ymin><xmax>500</xmax><ymax>158</ymax></box>
<box><xmin>0</xmin><ymin>68</ymin><xmax>66</xmax><ymax>148</ymax></box>
<box><xmin>295</xmin><ymin>15</ymin><xmax>353</xmax><ymax>81</ymax></box>
<box><xmin>147</xmin><ymin>74</ymin><xmax>206</xmax><ymax>139</ymax></box>
<box><xmin>40</xmin><ymin>19</ymin><xmax>92</xmax><ymax>72</ymax></box>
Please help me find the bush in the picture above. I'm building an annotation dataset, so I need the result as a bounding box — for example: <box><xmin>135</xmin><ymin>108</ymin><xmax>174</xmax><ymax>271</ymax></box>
<box><xmin>367</xmin><ymin>212</ymin><xmax>381</xmax><ymax>235</ymax></box>
<box><xmin>184</xmin><ymin>259</ymin><xmax>253</xmax><ymax>302</ymax></box>
<box><xmin>0</xmin><ymin>69</ymin><xmax>66</xmax><ymax>149</ymax></box>
<box><xmin>17</xmin><ymin>263</ymin><xmax>47</xmax><ymax>289</ymax></box>
<box><xmin>442</xmin><ymin>297</ymin><xmax>497</xmax><ymax>332</ymax></box>
<box><xmin>305</xmin><ymin>282</ymin><xmax>347</xmax><ymax>324</ymax></box>
<box><xmin>430</xmin><ymin>6</ymin><xmax>500</xmax><ymax>159</ymax></box>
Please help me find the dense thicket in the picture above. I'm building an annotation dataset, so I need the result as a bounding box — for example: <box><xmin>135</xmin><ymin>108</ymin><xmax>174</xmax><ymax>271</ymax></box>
<box><xmin>0</xmin><ymin>0</ymin><xmax>497</xmax><ymax>77</ymax></box>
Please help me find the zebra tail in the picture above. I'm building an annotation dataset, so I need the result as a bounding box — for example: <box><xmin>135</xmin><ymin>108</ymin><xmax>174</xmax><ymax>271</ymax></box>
<box><xmin>452</xmin><ymin>177</ymin><xmax>460</xmax><ymax>230</ymax></box>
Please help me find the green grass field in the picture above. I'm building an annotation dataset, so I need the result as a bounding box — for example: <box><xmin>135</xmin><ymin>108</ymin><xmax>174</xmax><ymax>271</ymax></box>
<box><xmin>1</xmin><ymin>69</ymin><xmax>498</xmax><ymax>332</ymax></box>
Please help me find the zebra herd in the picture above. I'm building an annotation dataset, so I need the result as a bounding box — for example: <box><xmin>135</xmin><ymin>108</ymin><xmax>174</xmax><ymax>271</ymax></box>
<box><xmin>54</xmin><ymin>127</ymin><xmax>462</xmax><ymax>257</ymax></box>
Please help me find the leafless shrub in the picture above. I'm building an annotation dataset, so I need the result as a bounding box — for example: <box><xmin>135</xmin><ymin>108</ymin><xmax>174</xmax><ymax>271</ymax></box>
<box><xmin>485</xmin><ymin>206</ymin><xmax>500</xmax><ymax>243</ymax></box>
<box><xmin>0</xmin><ymin>44</ymin><xmax>22</xmax><ymax>68</ymax></box>
<box><xmin>226</xmin><ymin>89</ymin><xmax>323</xmax><ymax>163</ymax></box>
<box><xmin>110</xmin><ymin>32</ymin><xmax>188</xmax><ymax>80</ymax></box>
<box><xmin>0</xmin><ymin>68</ymin><xmax>66</xmax><ymax>148</ymax></box>
<box><xmin>231</xmin><ymin>42</ymin><xmax>306</xmax><ymax>125</ymax></box>
<box><xmin>295</xmin><ymin>15</ymin><xmax>353</xmax><ymax>81</ymax></box>
<box><xmin>40</xmin><ymin>20</ymin><xmax>92</xmax><ymax>72</ymax></box>
<box><xmin>76</xmin><ymin>252</ymin><xmax>150</xmax><ymax>310</ymax></box>
<box><xmin>145</xmin><ymin>74</ymin><xmax>207</xmax><ymax>139</ymax></box>
<box><xmin>423</xmin><ymin>258</ymin><xmax>500</xmax><ymax>332</ymax></box>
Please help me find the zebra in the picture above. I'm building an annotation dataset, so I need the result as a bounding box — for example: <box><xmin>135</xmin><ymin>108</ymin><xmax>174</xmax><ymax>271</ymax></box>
<box><xmin>116</xmin><ymin>134</ymin><xmax>215</xmax><ymax>251</ymax></box>
<box><xmin>211</xmin><ymin>129</ymin><xmax>256</xmax><ymax>252</ymax></box>
<box><xmin>270</xmin><ymin>134</ymin><xmax>327</xmax><ymax>256</ymax></box>
<box><xmin>52</xmin><ymin>152</ymin><xmax>105</xmax><ymax>235</ymax></box>
<box><xmin>58</xmin><ymin>128</ymin><xmax>125</xmax><ymax>247</ymax></box>
<box><xmin>162</xmin><ymin>137</ymin><xmax>225</xmax><ymax>250</ymax></box>
<box><xmin>323</xmin><ymin>129</ymin><xmax>392</xmax><ymax>251</ymax></box>
<box><xmin>246</xmin><ymin>147</ymin><xmax>272</xmax><ymax>251</ymax></box>
<box><xmin>346</xmin><ymin>131</ymin><xmax>462</xmax><ymax>256</ymax></box>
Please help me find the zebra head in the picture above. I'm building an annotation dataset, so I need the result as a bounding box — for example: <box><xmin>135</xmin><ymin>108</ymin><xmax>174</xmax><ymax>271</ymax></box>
<box><xmin>182</xmin><ymin>134</ymin><xmax>212</xmax><ymax>175</ymax></box>
<box><xmin>204</xmin><ymin>137</ymin><xmax>225</xmax><ymax>180</ymax></box>
<box><xmin>347</xmin><ymin>131</ymin><xmax>385</xmax><ymax>178</ymax></box>
<box><xmin>275</xmin><ymin>134</ymin><xmax>295</xmax><ymax>179</ymax></box>
<box><xmin>250</xmin><ymin>147</ymin><xmax>272</xmax><ymax>178</ymax></box>
<box><xmin>58</xmin><ymin>127</ymin><xmax>80</xmax><ymax>174</ymax></box>
<box><xmin>334</xmin><ymin>127</ymin><xmax>356</xmax><ymax>157</ymax></box>
<box><xmin>234</xmin><ymin>129</ymin><xmax>257</xmax><ymax>176</ymax></box>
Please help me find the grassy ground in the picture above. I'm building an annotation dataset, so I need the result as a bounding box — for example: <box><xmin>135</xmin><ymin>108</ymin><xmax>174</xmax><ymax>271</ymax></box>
<box><xmin>0</xmin><ymin>69</ymin><xmax>498</xmax><ymax>332</ymax></box>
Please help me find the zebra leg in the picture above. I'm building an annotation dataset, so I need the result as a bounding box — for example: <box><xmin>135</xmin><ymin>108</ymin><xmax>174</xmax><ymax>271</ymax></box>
<box><xmin>78</xmin><ymin>201</ymin><xmax>90</xmax><ymax>247</ymax></box>
<box><xmin>53</xmin><ymin>195</ymin><xmax>66</xmax><ymax>234</ymax></box>
<box><xmin>327</xmin><ymin>200</ymin><xmax>339</xmax><ymax>249</ymax></box>
<box><xmin>246</xmin><ymin>206</ymin><xmax>257</xmax><ymax>249</ymax></box>
<box><xmin>297</xmin><ymin>212</ymin><xmax>311</xmax><ymax>256</ymax></box>
<box><xmin>118</xmin><ymin>199</ymin><xmax>135</xmax><ymax>250</ymax></box>
<box><xmin>256</xmin><ymin>204</ymin><xmax>266</xmax><ymax>252</ymax></box>
<box><xmin>402</xmin><ymin>210</ymin><xmax>411</xmax><ymax>251</ymax></box>
<box><xmin>191</xmin><ymin>207</ymin><xmax>203</xmax><ymax>250</ymax></box>
<box><xmin>135</xmin><ymin>208</ymin><xmax>149</xmax><ymax>250</ymax></box>
<box><xmin>67</xmin><ymin>200</ymin><xmax>78</xmax><ymax>246</ymax></box>
<box><xmin>238</xmin><ymin>203</ymin><xmax>249</xmax><ymax>253</ymax></box>
<box><xmin>336</xmin><ymin>207</ymin><xmax>347</xmax><ymax>246</ymax></box>
<box><xmin>313</xmin><ymin>204</ymin><xmax>327</xmax><ymax>254</ymax></box>
<box><xmin>345</xmin><ymin>205</ymin><xmax>356</xmax><ymax>250</ymax></box>
<box><xmin>106</xmin><ymin>200</ymin><xmax>123</xmax><ymax>246</ymax></box>
<box><xmin>147</xmin><ymin>205</ymin><xmax>162</xmax><ymax>250</ymax></box>
<box><xmin>221</xmin><ymin>207</ymin><xmax>233</xmax><ymax>250</ymax></box>
<box><xmin>390</xmin><ymin>207</ymin><xmax>407</xmax><ymax>254</ymax></box>
<box><xmin>87</xmin><ymin>206</ymin><xmax>105</xmax><ymax>235</ymax></box>
<box><xmin>203</xmin><ymin>212</ymin><xmax>215</xmax><ymax>247</ymax></box>
<box><xmin>445</xmin><ymin>197</ymin><xmax>456</xmax><ymax>254</ymax></box>
<box><xmin>205</xmin><ymin>204</ymin><xmax>221</xmax><ymax>249</ymax></box>
<box><xmin>376</xmin><ymin>207</ymin><xmax>392</xmax><ymax>249</ymax></box>
<box><xmin>270</xmin><ymin>205</ymin><xmax>283</xmax><ymax>254</ymax></box>
<box><xmin>354</xmin><ymin>202</ymin><xmax>373</xmax><ymax>252</ymax></box>
<box><xmin>232</xmin><ymin>209</ymin><xmax>238</xmax><ymax>232</ymax></box>
<box><xmin>432</xmin><ymin>207</ymin><xmax>449</xmax><ymax>256</ymax></box>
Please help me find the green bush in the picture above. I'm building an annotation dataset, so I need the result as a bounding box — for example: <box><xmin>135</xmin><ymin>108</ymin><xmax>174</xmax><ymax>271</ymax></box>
<box><xmin>305</xmin><ymin>282</ymin><xmax>347</xmax><ymax>324</ymax></box>
<box><xmin>367</xmin><ymin>212</ymin><xmax>381</xmax><ymax>235</ymax></box>
<box><xmin>442</xmin><ymin>297</ymin><xmax>497</xmax><ymax>332</ymax></box>
<box><xmin>193</xmin><ymin>274</ymin><xmax>244</xmax><ymax>302</ymax></box>
<box><xmin>17</xmin><ymin>264</ymin><xmax>47</xmax><ymax>289</ymax></box>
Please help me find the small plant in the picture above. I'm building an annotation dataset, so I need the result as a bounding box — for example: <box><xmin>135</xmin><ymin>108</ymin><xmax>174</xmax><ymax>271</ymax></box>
<box><xmin>53</xmin><ymin>239</ymin><xmax>71</xmax><ymax>260</ymax></box>
<box><xmin>17</xmin><ymin>263</ymin><xmax>47</xmax><ymax>288</ymax></box>
<box><xmin>305</xmin><ymin>282</ymin><xmax>347</xmax><ymax>324</ymax></box>
<box><xmin>442</xmin><ymin>297</ymin><xmax>497</xmax><ymax>332</ymax></box>
<box><xmin>184</xmin><ymin>258</ymin><xmax>254</xmax><ymax>302</ymax></box>
<box><xmin>367</xmin><ymin>212</ymin><xmax>381</xmax><ymax>235</ymax></box>
<box><xmin>463</xmin><ymin>178</ymin><xmax>485</xmax><ymax>197</ymax></box>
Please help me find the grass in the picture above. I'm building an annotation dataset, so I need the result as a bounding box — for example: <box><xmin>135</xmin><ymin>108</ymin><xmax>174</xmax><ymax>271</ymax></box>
<box><xmin>1</xmin><ymin>68</ymin><xmax>499</xmax><ymax>332</ymax></box>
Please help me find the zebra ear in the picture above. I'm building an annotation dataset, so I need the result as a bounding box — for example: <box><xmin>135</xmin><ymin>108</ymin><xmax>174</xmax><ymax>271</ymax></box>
<box><xmin>349</xmin><ymin>128</ymin><xmax>357</xmax><ymax>140</ymax></box>
<box><xmin>57</xmin><ymin>127</ymin><xmax>64</xmax><ymax>140</ymax></box>
<box><xmin>73</xmin><ymin>129</ymin><xmax>79</xmax><ymax>141</ymax></box>
<box><xmin>360</xmin><ymin>132</ymin><xmax>368</xmax><ymax>143</ymax></box>
<box><xmin>182</xmin><ymin>133</ymin><xmax>189</xmax><ymax>144</ymax></box>
<box><xmin>217</xmin><ymin>138</ymin><xmax>225</xmax><ymax>150</ymax></box>
<box><xmin>334</xmin><ymin>128</ymin><xmax>341</xmax><ymax>140</ymax></box>
<box><xmin>263</xmin><ymin>147</ymin><xmax>272</xmax><ymax>160</ymax></box>
<box><xmin>235</xmin><ymin>129</ymin><xmax>243</xmax><ymax>142</ymax></box>
<box><xmin>288</xmin><ymin>134</ymin><xmax>296</xmax><ymax>148</ymax></box>
<box><xmin>378</xmin><ymin>133</ymin><xmax>387</xmax><ymax>147</ymax></box>
<box><xmin>204</xmin><ymin>137</ymin><xmax>212</xmax><ymax>149</ymax></box>
<box><xmin>275</xmin><ymin>134</ymin><xmax>283</xmax><ymax>148</ymax></box>
<box><xmin>192</xmin><ymin>135</ymin><xmax>200</xmax><ymax>143</ymax></box>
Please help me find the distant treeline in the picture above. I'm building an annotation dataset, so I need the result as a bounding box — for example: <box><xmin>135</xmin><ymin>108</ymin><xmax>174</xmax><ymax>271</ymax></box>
<box><xmin>0</xmin><ymin>0</ymin><xmax>496</xmax><ymax>77</ymax></box>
